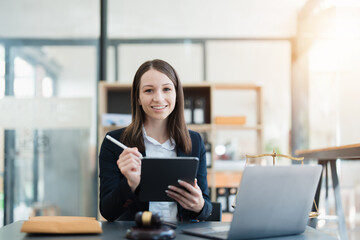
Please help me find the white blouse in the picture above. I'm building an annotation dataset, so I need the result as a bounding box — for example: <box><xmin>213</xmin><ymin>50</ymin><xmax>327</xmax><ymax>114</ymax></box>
<box><xmin>143</xmin><ymin>127</ymin><xmax>178</xmax><ymax>222</ymax></box>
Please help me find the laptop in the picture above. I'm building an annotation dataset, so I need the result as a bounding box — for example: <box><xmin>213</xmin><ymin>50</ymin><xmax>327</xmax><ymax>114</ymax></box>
<box><xmin>182</xmin><ymin>165</ymin><xmax>322</xmax><ymax>240</ymax></box>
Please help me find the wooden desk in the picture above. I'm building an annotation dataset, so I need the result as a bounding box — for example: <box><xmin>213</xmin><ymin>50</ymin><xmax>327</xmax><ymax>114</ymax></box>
<box><xmin>0</xmin><ymin>220</ymin><xmax>335</xmax><ymax>240</ymax></box>
<box><xmin>296</xmin><ymin>143</ymin><xmax>360</xmax><ymax>240</ymax></box>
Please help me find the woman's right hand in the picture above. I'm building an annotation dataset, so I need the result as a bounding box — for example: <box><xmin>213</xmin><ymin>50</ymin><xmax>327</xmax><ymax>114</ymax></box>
<box><xmin>117</xmin><ymin>147</ymin><xmax>142</xmax><ymax>193</ymax></box>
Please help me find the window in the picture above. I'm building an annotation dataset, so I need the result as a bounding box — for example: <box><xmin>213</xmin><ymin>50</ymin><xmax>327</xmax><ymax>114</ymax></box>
<box><xmin>42</xmin><ymin>76</ymin><xmax>53</xmax><ymax>97</ymax></box>
<box><xmin>14</xmin><ymin>57</ymin><xmax>35</xmax><ymax>97</ymax></box>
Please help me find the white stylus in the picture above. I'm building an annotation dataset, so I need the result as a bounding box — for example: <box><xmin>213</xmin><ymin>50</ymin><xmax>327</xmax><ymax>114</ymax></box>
<box><xmin>106</xmin><ymin>135</ymin><xmax>143</xmax><ymax>157</ymax></box>
<box><xmin>106</xmin><ymin>135</ymin><xmax>128</xmax><ymax>149</ymax></box>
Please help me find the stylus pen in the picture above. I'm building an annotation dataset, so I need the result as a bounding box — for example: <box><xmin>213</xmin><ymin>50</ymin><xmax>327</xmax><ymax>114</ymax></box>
<box><xmin>106</xmin><ymin>135</ymin><xmax>143</xmax><ymax>157</ymax></box>
<box><xmin>106</xmin><ymin>135</ymin><xmax>128</xmax><ymax>149</ymax></box>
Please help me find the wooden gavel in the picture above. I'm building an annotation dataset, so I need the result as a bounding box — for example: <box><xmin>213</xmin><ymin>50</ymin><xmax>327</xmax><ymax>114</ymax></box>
<box><xmin>134</xmin><ymin>211</ymin><xmax>162</xmax><ymax>228</ymax></box>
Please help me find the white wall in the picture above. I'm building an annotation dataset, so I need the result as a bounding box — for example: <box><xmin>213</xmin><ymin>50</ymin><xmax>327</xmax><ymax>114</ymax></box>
<box><xmin>0</xmin><ymin>0</ymin><xmax>304</xmax><ymax>38</ymax></box>
<box><xmin>118</xmin><ymin>44</ymin><xmax>204</xmax><ymax>83</ymax></box>
<box><xmin>0</xmin><ymin>0</ymin><xmax>99</xmax><ymax>38</ymax></box>
<box><xmin>108</xmin><ymin>0</ymin><xmax>304</xmax><ymax>38</ymax></box>
<box><xmin>339</xmin><ymin>74</ymin><xmax>360</xmax><ymax>145</ymax></box>
<box><xmin>309</xmin><ymin>39</ymin><xmax>360</xmax><ymax>148</ymax></box>
<box><xmin>337</xmin><ymin>39</ymin><xmax>360</xmax><ymax>145</ymax></box>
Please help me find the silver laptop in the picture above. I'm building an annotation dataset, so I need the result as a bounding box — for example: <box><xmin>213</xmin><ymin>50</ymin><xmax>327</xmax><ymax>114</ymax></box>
<box><xmin>182</xmin><ymin>165</ymin><xmax>322</xmax><ymax>240</ymax></box>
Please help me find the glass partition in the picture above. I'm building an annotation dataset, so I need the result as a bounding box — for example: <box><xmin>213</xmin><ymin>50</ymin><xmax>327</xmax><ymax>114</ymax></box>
<box><xmin>1</xmin><ymin>44</ymin><xmax>97</xmax><ymax>226</ymax></box>
<box><xmin>0</xmin><ymin>45</ymin><xmax>4</xmax><ymax>98</ymax></box>
<box><xmin>0</xmin><ymin>44</ymin><xmax>5</xmax><ymax>226</ymax></box>
<box><xmin>0</xmin><ymin>0</ymin><xmax>99</xmax><ymax>225</ymax></box>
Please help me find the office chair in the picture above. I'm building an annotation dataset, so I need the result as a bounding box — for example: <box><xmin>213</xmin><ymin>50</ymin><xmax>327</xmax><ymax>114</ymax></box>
<box><xmin>206</xmin><ymin>202</ymin><xmax>222</xmax><ymax>221</ymax></box>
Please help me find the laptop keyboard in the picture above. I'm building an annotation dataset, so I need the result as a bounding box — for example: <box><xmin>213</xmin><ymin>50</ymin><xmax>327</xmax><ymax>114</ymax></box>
<box><xmin>183</xmin><ymin>225</ymin><xmax>230</xmax><ymax>240</ymax></box>
<box><xmin>208</xmin><ymin>230</ymin><xmax>229</xmax><ymax>239</ymax></box>
<box><xmin>204</xmin><ymin>226</ymin><xmax>230</xmax><ymax>239</ymax></box>
<box><xmin>205</xmin><ymin>226</ymin><xmax>230</xmax><ymax>233</ymax></box>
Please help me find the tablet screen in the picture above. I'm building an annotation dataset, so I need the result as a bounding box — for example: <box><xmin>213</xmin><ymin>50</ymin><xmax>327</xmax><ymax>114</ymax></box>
<box><xmin>139</xmin><ymin>157</ymin><xmax>199</xmax><ymax>201</ymax></box>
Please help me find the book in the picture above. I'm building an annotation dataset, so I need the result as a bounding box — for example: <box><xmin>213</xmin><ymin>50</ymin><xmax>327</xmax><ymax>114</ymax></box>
<box><xmin>214</xmin><ymin>116</ymin><xmax>246</xmax><ymax>125</ymax></box>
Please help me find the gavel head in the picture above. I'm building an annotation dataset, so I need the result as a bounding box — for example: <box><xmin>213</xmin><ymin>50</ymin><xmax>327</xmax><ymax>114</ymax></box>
<box><xmin>135</xmin><ymin>211</ymin><xmax>162</xmax><ymax>228</ymax></box>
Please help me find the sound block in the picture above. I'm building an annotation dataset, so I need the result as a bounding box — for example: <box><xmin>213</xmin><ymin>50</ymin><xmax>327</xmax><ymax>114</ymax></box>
<box><xmin>126</xmin><ymin>225</ymin><xmax>176</xmax><ymax>240</ymax></box>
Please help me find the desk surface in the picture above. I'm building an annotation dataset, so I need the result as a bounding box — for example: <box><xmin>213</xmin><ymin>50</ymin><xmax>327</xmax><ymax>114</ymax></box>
<box><xmin>296</xmin><ymin>143</ymin><xmax>360</xmax><ymax>160</ymax></box>
<box><xmin>0</xmin><ymin>221</ymin><xmax>335</xmax><ymax>240</ymax></box>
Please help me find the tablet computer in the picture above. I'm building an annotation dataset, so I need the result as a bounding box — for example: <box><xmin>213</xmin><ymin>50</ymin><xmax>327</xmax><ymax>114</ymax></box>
<box><xmin>139</xmin><ymin>157</ymin><xmax>199</xmax><ymax>202</ymax></box>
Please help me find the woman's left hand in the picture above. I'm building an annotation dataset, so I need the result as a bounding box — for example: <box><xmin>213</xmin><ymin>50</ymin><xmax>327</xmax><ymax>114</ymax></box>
<box><xmin>166</xmin><ymin>178</ymin><xmax>205</xmax><ymax>213</ymax></box>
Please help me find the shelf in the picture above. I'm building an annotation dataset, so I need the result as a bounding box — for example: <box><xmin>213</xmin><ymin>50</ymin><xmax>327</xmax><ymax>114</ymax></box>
<box><xmin>187</xmin><ymin>124</ymin><xmax>212</xmax><ymax>132</ymax></box>
<box><xmin>178</xmin><ymin>83</ymin><xmax>212</xmax><ymax>88</ymax></box>
<box><xmin>214</xmin><ymin>124</ymin><xmax>262</xmax><ymax>130</ymax></box>
<box><xmin>101</xmin><ymin>124</ymin><xmax>263</xmax><ymax>133</ymax></box>
<box><xmin>213</xmin><ymin>83</ymin><xmax>262</xmax><ymax>90</ymax></box>
<box><xmin>99</xmin><ymin>82</ymin><xmax>131</xmax><ymax>89</ymax></box>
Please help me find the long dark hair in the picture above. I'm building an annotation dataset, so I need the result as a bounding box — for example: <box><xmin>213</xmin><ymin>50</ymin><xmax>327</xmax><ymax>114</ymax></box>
<box><xmin>120</xmin><ymin>59</ymin><xmax>192</xmax><ymax>154</ymax></box>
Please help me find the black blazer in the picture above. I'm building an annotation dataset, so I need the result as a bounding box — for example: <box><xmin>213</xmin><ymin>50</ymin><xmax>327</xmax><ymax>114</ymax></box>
<box><xmin>99</xmin><ymin>128</ymin><xmax>212</xmax><ymax>222</ymax></box>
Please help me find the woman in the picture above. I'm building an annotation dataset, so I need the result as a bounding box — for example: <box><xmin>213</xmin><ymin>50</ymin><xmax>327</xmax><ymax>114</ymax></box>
<box><xmin>99</xmin><ymin>59</ymin><xmax>212</xmax><ymax>222</ymax></box>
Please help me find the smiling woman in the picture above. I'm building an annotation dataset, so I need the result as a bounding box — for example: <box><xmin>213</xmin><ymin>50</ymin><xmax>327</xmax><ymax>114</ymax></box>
<box><xmin>98</xmin><ymin>59</ymin><xmax>212</xmax><ymax>222</ymax></box>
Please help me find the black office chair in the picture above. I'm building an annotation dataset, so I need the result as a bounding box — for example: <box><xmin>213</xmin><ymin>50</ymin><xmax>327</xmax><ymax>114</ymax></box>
<box><xmin>206</xmin><ymin>202</ymin><xmax>222</xmax><ymax>221</ymax></box>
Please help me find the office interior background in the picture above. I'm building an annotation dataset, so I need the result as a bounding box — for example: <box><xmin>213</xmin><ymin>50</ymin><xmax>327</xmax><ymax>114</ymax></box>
<box><xmin>0</xmin><ymin>0</ymin><xmax>360</xmax><ymax>238</ymax></box>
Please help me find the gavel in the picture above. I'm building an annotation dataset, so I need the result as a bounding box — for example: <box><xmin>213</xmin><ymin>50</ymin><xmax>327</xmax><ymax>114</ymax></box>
<box><xmin>127</xmin><ymin>211</ymin><xmax>176</xmax><ymax>239</ymax></box>
<box><xmin>134</xmin><ymin>211</ymin><xmax>162</xmax><ymax>228</ymax></box>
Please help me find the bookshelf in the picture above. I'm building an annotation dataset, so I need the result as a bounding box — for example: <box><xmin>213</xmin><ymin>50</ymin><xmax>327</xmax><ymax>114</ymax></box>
<box><xmin>98</xmin><ymin>82</ymin><xmax>263</xmax><ymax>220</ymax></box>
